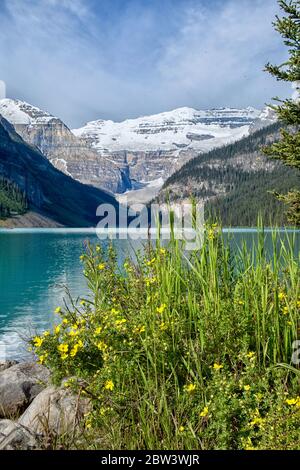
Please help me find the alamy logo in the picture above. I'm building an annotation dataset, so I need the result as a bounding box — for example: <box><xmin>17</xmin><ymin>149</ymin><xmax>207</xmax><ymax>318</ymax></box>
<box><xmin>96</xmin><ymin>199</ymin><xmax>205</xmax><ymax>251</ymax></box>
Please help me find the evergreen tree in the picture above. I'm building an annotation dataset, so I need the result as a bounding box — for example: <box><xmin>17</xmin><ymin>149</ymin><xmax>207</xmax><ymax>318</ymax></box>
<box><xmin>263</xmin><ymin>0</ymin><xmax>300</xmax><ymax>225</ymax></box>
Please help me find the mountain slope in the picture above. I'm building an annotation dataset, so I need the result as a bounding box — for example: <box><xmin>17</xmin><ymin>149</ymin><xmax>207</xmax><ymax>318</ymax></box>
<box><xmin>159</xmin><ymin>122</ymin><xmax>299</xmax><ymax>226</ymax></box>
<box><xmin>0</xmin><ymin>114</ymin><xmax>118</xmax><ymax>227</ymax></box>
<box><xmin>0</xmin><ymin>99</ymin><xmax>126</xmax><ymax>193</ymax></box>
<box><xmin>73</xmin><ymin>106</ymin><xmax>263</xmax><ymax>189</ymax></box>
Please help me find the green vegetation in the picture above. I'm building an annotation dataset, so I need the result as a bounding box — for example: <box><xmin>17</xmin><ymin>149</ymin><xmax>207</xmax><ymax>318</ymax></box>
<box><xmin>206</xmin><ymin>166</ymin><xmax>298</xmax><ymax>226</ymax></box>
<box><xmin>161</xmin><ymin>122</ymin><xmax>299</xmax><ymax>226</ymax></box>
<box><xmin>263</xmin><ymin>0</ymin><xmax>300</xmax><ymax>225</ymax></box>
<box><xmin>30</xmin><ymin>227</ymin><xmax>300</xmax><ymax>449</ymax></box>
<box><xmin>0</xmin><ymin>177</ymin><xmax>28</xmax><ymax>219</ymax></box>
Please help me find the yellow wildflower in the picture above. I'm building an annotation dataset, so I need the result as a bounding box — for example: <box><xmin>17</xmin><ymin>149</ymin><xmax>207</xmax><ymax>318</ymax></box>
<box><xmin>96</xmin><ymin>341</ymin><xmax>108</xmax><ymax>351</ymax></box>
<box><xmin>69</xmin><ymin>329</ymin><xmax>79</xmax><ymax>337</ymax></box>
<box><xmin>57</xmin><ymin>343</ymin><xmax>69</xmax><ymax>353</ymax></box>
<box><xmin>104</xmin><ymin>380</ymin><xmax>114</xmax><ymax>391</ymax></box>
<box><xmin>115</xmin><ymin>319</ymin><xmax>127</xmax><ymax>327</ymax></box>
<box><xmin>159</xmin><ymin>322</ymin><xmax>168</xmax><ymax>331</ymax></box>
<box><xmin>244</xmin><ymin>385</ymin><xmax>251</xmax><ymax>392</ymax></box>
<box><xmin>286</xmin><ymin>397</ymin><xmax>300</xmax><ymax>407</ymax></box>
<box><xmin>95</xmin><ymin>326</ymin><xmax>102</xmax><ymax>335</ymax></box>
<box><xmin>38</xmin><ymin>353</ymin><xmax>48</xmax><ymax>364</ymax></box>
<box><xmin>146</xmin><ymin>257</ymin><xmax>156</xmax><ymax>266</ymax></box>
<box><xmin>133</xmin><ymin>325</ymin><xmax>145</xmax><ymax>334</ymax></box>
<box><xmin>62</xmin><ymin>319</ymin><xmax>68</xmax><ymax>325</ymax></box>
<box><xmin>213</xmin><ymin>363</ymin><xmax>223</xmax><ymax>370</ymax></box>
<box><xmin>33</xmin><ymin>336</ymin><xmax>43</xmax><ymax>348</ymax></box>
<box><xmin>159</xmin><ymin>248</ymin><xmax>166</xmax><ymax>255</ymax></box>
<box><xmin>278</xmin><ymin>292</ymin><xmax>286</xmax><ymax>301</ymax></box>
<box><xmin>156</xmin><ymin>303</ymin><xmax>167</xmax><ymax>314</ymax></box>
<box><xmin>98</xmin><ymin>263</ymin><xmax>106</xmax><ymax>270</ymax></box>
<box><xmin>249</xmin><ymin>409</ymin><xmax>265</xmax><ymax>428</ymax></box>
<box><xmin>184</xmin><ymin>383</ymin><xmax>196</xmax><ymax>393</ymax></box>
<box><xmin>70</xmin><ymin>344</ymin><xmax>79</xmax><ymax>357</ymax></box>
<box><xmin>282</xmin><ymin>306</ymin><xmax>289</xmax><ymax>315</ymax></box>
<box><xmin>54</xmin><ymin>325</ymin><xmax>61</xmax><ymax>335</ymax></box>
<box><xmin>200</xmin><ymin>406</ymin><xmax>209</xmax><ymax>417</ymax></box>
<box><xmin>54</xmin><ymin>307</ymin><xmax>62</xmax><ymax>314</ymax></box>
<box><xmin>246</xmin><ymin>351</ymin><xmax>255</xmax><ymax>359</ymax></box>
<box><xmin>43</xmin><ymin>330</ymin><xmax>50</xmax><ymax>337</ymax></box>
<box><xmin>145</xmin><ymin>277</ymin><xmax>157</xmax><ymax>287</ymax></box>
<box><xmin>178</xmin><ymin>426</ymin><xmax>185</xmax><ymax>433</ymax></box>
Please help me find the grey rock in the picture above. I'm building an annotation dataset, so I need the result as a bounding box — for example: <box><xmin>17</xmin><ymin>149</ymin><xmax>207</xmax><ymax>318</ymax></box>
<box><xmin>18</xmin><ymin>386</ymin><xmax>90</xmax><ymax>436</ymax></box>
<box><xmin>0</xmin><ymin>419</ymin><xmax>40</xmax><ymax>450</ymax></box>
<box><xmin>0</xmin><ymin>363</ymin><xmax>51</xmax><ymax>418</ymax></box>
<box><xmin>0</xmin><ymin>360</ymin><xmax>18</xmax><ymax>372</ymax></box>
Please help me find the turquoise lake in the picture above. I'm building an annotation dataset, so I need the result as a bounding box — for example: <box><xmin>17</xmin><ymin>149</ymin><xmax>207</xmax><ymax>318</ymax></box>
<box><xmin>0</xmin><ymin>228</ymin><xmax>299</xmax><ymax>360</ymax></box>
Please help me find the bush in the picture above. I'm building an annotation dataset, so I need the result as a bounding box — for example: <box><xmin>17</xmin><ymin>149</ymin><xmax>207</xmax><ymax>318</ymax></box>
<box><xmin>30</xmin><ymin>227</ymin><xmax>300</xmax><ymax>449</ymax></box>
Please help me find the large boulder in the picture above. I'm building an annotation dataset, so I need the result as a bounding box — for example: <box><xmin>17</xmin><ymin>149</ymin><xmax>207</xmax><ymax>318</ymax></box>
<box><xmin>0</xmin><ymin>419</ymin><xmax>40</xmax><ymax>450</ymax></box>
<box><xmin>0</xmin><ymin>362</ymin><xmax>51</xmax><ymax>418</ymax></box>
<box><xmin>0</xmin><ymin>361</ymin><xmax>18</xmax><ymax>372</ymax></box>
<box><xmin>18</xmin><ymin>386</ymin><xmax>90</xmax><ymax>436</ymax></box>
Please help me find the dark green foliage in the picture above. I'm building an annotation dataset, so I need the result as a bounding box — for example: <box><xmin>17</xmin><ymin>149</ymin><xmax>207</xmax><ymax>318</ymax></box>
<box><xmin>263</xmin><ymin>0</ymin><xmax>300</xmax><ymax>225</ymax></box>
<box><xmin>161</xmin><ymin>122</ymin><xmax>299</xmax><ymax>226</ymax></box>
<box><xmin>0</xmin><ymin>177</ymin><xmax>28</xmax><ymax>219</ymax></box>
<box><xmin>206</xmin><ymin>167</ymin><xmax>298</xmax><ymax>226</ymax></box>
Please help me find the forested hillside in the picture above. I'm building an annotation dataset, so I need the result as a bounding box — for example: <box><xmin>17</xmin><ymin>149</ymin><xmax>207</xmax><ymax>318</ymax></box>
<box><xmin>0</xmin><ymin>177</ymin><xmax>28</xmax><ymax>219</ymax></box>
<box><xmin>159</xmin><ymin>122</ymin><xmax>299</xmax><ymax>226</ymax></box>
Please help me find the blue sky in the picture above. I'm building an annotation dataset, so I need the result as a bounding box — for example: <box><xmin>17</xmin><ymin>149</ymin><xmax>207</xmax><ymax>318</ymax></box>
<box><xmin>0</xmin><ymin>0</ymin><xmax>291</xmax><ymax>127</ymax></box>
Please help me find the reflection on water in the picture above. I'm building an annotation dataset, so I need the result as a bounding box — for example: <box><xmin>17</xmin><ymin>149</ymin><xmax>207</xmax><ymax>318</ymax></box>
<box><xmin>0</xmin><ymin>229</ymin><xmax>299</xmax><ymax>359</ymax></box>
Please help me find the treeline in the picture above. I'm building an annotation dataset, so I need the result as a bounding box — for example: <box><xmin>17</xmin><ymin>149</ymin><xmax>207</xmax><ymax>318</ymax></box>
<box><xmin>160</xmin><ymin>121</ymin><xmax>300</xmax><ymax>226</ymax></box>
<box><xmin>164</xmin><ymin>122</ymin><xmax>282</xmax><ymax>187</ymax></box>
<box><xmin>205</xmin><ymin>166</ymin><xmax>299</xmax><ymax>226</ymax></box>
<box><xmin>0</xmin><ymin>177</ymin><xmax>28</xmax><ymax>219</ymax></box>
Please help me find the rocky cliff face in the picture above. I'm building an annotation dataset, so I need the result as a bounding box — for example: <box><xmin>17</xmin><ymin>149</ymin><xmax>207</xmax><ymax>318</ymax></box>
<box><xmin>0</xmin><ymin>114</ymin><xmax>118</xmax><ymax>227</ymax></box>
<box><xmin>74</xmin><ymin>106</ymin><xmax>265</xmax><ymax>189</ymax></box>
<box><xmin>0</xmin><ymin>99</ymin><xmax>126</xmax><ymax>193</ymax></box>
<box><xmin>0</xmin><ymin>99</ymin><xmax>277</xmax><ymax>198</ymax></box>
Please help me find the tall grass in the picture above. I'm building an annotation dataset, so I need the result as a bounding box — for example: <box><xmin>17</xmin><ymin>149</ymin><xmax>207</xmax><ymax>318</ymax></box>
<box><xmin>31</xmin><ymin>225</ymin><xmax>300</xmax><ymax>450</ymax></box>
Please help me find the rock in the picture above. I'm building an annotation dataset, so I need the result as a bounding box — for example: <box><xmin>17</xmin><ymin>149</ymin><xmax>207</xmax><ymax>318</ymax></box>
<box><xmin>0</xmin><ymin>362</ymin><xmax>51</xmax><ymax>418</ymax></box>
<box><xmin>18</xmin><ymin>386</ymin><xmax>90</xmax><ymax>436</ymax></box>
<box><xmin>0</xmin><ymin>419</ymin><xmax>40</xmax><ymax>450</ymax></box>
<box><xmin>0</xmin><ymin>360</ymin><xmax>18</xmax><ymax>372</ymax></box>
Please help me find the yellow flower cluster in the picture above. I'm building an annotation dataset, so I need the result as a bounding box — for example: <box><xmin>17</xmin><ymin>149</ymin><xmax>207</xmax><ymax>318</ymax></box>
<box><xmin>286</xmin><ymin>396</ymin><xmax>300</xmax><ymax>407</ymax></box>
<box><xmin>33</xmin><ymin>336</ymin><xmax>44</xmax><ymax>348</ymax></box>
<box><xmin>184</xmin><ymin>383</ymin><xmax>196</xmax><ymax>393</ymax></box>
<box><xmin>104</xmin><ymin>380</ymin><xmax>114</xmax><ymax>391</ymax></box>
<box><xmin>156</xmin><ymin>303</ymin><xmax>167</xmax><ymax>314</ymax></box>
<box><xmin>200</xmin><ymin>406</ymin><xmax>209</xmax><ymax>417</ymax></box>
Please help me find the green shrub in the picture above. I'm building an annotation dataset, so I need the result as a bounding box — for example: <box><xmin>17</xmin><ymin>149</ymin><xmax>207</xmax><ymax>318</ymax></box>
<box><xmin>30</xmin><ymin>227</ymin><xmax>300</xmax><ymax>449</ymax></box>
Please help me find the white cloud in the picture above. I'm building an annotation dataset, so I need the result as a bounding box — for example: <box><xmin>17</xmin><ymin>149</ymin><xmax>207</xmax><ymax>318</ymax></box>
<box><xmin>0</xmin><ymin>0</ymin><xmax>291</xmax><ymax>126</ymax></box>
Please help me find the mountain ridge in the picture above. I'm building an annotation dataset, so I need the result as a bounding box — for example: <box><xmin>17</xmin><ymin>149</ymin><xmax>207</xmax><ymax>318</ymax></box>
<box><xmin>0</xmin><ymin>114</ymin><xmax>118</xmax><ymax>227</ymax></box>
<box><xmin>0</xmin><ymin>98</ymin><xmax>276</xmax><ymax>197</ymax></box>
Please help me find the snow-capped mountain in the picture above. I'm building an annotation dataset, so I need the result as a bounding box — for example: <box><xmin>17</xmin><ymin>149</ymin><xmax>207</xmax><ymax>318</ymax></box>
<box><xmin>0</xmin><ymin>98</ymin><xmax>127</xmax><ymax>193</ymax></box>
<box><xmin>73</xmin><ymin>106</ymin><xmax>261</xmax><ymax>154</ymax></box>
<box><xmin>73</xmin><ymin>106</ymin><xmax>264</xmax><ymax>193</ymax></box>
<box><xmin>0</xmin><ymin>98</ymin><xmax>276</xmax><ymax>198</ymax></box>
<box><xmin>0</xmin><ymin>98</ymin><xmax>55</xmax><ymax>125</ymax></box>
